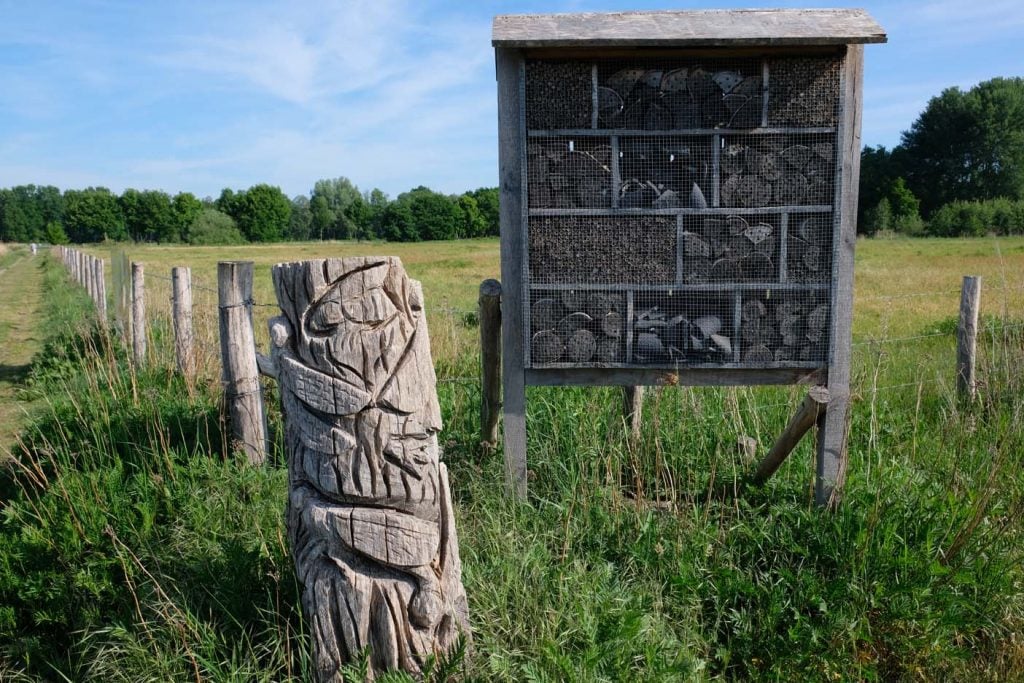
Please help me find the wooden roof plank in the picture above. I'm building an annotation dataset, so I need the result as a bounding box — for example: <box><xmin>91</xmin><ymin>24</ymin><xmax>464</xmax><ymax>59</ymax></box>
<box><xmin>492</xmin><ymin>9</ymin><xmax>886</xmax><ymax>48</ymax></box>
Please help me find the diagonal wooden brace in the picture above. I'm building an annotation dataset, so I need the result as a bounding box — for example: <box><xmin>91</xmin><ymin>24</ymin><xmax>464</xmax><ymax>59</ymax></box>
<box><xmin>752</xmin><ymin>385</ymin><xmax>830</xmax><ymax>485</ymax></box>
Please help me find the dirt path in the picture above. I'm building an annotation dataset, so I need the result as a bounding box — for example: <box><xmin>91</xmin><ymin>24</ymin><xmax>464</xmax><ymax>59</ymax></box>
<box><xmin>0</xmin><ymin>247</ymin><xmax>46</xmax><ymax>455</ymax></box>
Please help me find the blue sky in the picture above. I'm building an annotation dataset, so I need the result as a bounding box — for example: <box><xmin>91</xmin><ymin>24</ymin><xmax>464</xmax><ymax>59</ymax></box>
<box><xmin>1</xmin><ymin>0</ymin><xmax>1021</xmax><ymax>200</ymax></box>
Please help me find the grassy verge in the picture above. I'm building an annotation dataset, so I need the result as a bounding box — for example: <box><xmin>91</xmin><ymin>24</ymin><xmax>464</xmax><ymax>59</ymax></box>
<box><xmin>1</xmin><ymin>244</ymin><xmax>1023</xmax><ymax>680</ymax></box>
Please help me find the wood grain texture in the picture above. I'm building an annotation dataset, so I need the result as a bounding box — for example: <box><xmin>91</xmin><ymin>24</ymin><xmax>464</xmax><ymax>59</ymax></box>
<box><xmin>131</xmin><ymin>262</ymin><xmax>146</xmax><ymax>366</ymax></box>
<box><xmin>270</xmin><ymin>257</ymin><xmax>470</xmax><ymax>680</ymax></box>
<box><xmin>497</xmin><ymin>47</ymin><xmax>529</xmax><ymax>498</ymax></box>
<box><xmin>957</xmin><ymin>275</ymin><xmax>982</xmax><ymax>399</ymax></box>
<box><xmin>479</xmin><ymin>279</ymin><xmax>503</xmax><ymax>448</ymax></box>
<box><xmin>217</xmin><ymin>261</ymin><xmax>268</xmax><ymax>466</ymax></box>
<box><xmin>493</xmin><ymin>9</ymin><xmax>886</xmax><ymax>48</ymax></box>
<box><xmin>526</xmin><ymin>366</ymin><xmax>824</xmax><ymax>387</ymax></box>
<box><xmin>171</xmin><ymin>266</ymin><xmax>194</xmax><ymax>377</ymax></box>
<box><xmin>752</xmin><ymin>385</ymin><xmax>829</xmax><ymax>484</ymax></box>
<box><xmin>815</xmin><ymin>44</ymin><xmax>862</xmax><ymax>508</ymax></box>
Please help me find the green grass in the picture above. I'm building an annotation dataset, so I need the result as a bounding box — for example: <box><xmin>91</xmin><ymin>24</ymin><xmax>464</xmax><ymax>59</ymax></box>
<box><xmin>1</xmin><ymin>238</ymin><xmax>1023</xmax><ymax>680</ymax></box>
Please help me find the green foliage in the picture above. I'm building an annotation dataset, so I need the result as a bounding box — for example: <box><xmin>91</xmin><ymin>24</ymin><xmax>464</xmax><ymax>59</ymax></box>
<box><xmin>120</xmin><ymin>189</ymin><xmax>179</xmax><ymax>242</ymax></box>
<box><xmin>43</xmin><ymin>221</ymin><xmax>69</xmax><ymax>245</ymax></box>
<box><xmin>0</xmin><ymin>185</ymin><xmax>63</xmax><ymax>243</ymax></box>
<box><xmin>63</xmin><ymin>187</ymin><xmax>127</xmax><ymax>242</ymax></box>
<box><xmin>186</xmin><ymin>208</ymin><xmax>246</xmax><ymax>245</ymax></box>
<box><xmin>928</xmin><ymin>198</ymin><xmax>1024</xmax><ymax>237</ymax></box>
<box><xmin>863</xmin><ymin>197</ymin><xmax>892</xmax><ymax>235</ymax></box>
<box><xmin>289</xmin><ymin>195</ymin><xmax>313</xmax><ymax>241</ymax></box>
<box><xmin>231</xmin><ymin>184</ymin><xmax>291</xmax><ymax>242</ymax></box>
<box><xmin>899</xmin><ymin>77</ymin><xmax>1024</xmax><ymax>215</ymax></box>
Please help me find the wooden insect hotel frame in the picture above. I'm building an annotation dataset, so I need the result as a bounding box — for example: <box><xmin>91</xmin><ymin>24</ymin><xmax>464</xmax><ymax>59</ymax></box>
<box><xmin>494</xmin><ymin>9</ymin><xmax>885</xmax><ymax>505</ymax></box>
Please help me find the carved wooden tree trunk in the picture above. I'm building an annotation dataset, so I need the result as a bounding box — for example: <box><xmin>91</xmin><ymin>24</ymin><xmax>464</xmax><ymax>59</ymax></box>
<box><xmin>270</xmin><ymin>257</ymin><xmax>470</xmax><ymax>680</ymax></box>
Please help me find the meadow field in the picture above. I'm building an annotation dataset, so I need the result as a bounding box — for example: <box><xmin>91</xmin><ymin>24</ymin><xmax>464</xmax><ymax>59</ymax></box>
<box><xmin>1</xmin><ymin>235</ymin><xmax>1023</xmax><ymax>680</ymax></box>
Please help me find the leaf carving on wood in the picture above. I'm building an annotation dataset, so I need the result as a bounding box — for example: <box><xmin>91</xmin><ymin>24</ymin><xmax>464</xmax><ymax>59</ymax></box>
<box><xmin>271</xmin><ymin>256</ymin><xmax>469</xmax><ymax>680</ymax></box>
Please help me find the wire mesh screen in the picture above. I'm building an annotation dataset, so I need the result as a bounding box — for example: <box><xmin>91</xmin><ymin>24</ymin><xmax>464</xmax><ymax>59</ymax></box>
<box><xmin>522</xmin><ymin>52</ymin><xmax>843</xmax><ymax>370</ymax></box>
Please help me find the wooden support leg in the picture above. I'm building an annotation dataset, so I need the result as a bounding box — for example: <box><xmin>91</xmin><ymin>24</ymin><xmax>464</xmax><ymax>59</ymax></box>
<box><xmin>752</xmin><ymin>385</ymin><xmax>829</xmax><ymax>485</ymax></box>
<box><xmin>815</xmin><ymin>386</ymin><xmax>849</xmax><ymax>508</ymax></box>
<box><xmin>504</xmin><ymin>369</ymin><xmax>527</xmax><ymax>499</ymax></box>
<box><xmin>622</xmin><ymin>386</ymin><xmax>644</xmax><ymax>442</ymax></box>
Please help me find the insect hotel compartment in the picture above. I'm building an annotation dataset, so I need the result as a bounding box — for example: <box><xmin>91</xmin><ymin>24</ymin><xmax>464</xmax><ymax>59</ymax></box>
<box><xmin>618</xmin><ymin>137</ymin><xmax>712</xmax><ymax>209</ymax></box>
<box><xmin>527</xmin><ymin>138</ymin><xmax>612</xmax><ymax>209</ymax></box>
<box><xmin>529</xmin><ymin>290</ymin><xmax>626</xmax><ymax>366</ymax></box>
<box><xmin>719</xmin><ymin>135</ymin><xmax>835</xmax><ymax>208</ymax></box>
<box><xmin>629</xmin><ymin>292</ymin><xmax>735</xmax><ymax>365</ymax></box>
<box><xmin>525</xmin><ymin>61</ymin><xmax>593</xmax><ymax>130</ymax></box>
<box><xmin>596</xmin><ymin>60</ymin><xmax>763</xmax><ymax>129</ymax></box>
<box><xmin>529</xmin><ymin>216</ymin><xmax>676</xmax><ymax>284</ymax></box>
<box><xmin>738</xmin><ymin>291</ymin><xmax>829</xmax><ymax>365</ymax></box>
<box><xmin>767</xmin><ymin>56</ymin><xmax>841</xmax><ymax>127</ymax></box>
<box><xmin>681</xmin><ymin>214</ymin><xmax>781</xmax><ymax>284</ymax></box>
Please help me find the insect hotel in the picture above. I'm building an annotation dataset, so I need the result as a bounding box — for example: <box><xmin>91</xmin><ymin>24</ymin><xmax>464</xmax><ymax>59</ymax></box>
<box><xmin>493</xmin><ymin>9</ymin><xmax>885</xmax><ymax>505</ymax></box>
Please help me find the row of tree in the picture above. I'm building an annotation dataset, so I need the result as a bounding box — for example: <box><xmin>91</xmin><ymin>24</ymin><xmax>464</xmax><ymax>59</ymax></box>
<box><xmin>0</xmin><ymin>180</ymin><xmax>499</xmax><ymax>245</ymax></box>
<box><xmin>858</xmin><ymin>77</ymin><xmax>1024</xmax><ymax>236</ymax></box>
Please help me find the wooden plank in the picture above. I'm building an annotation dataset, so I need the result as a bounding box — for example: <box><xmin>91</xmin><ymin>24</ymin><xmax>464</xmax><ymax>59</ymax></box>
<box><xmin>529</xmin><ymin>205</ymin><xmax>832</xmax><ymax>217</ymax></box>
<box><xmin>753</xmin><ymin>385</ymin><xmax>830</xmax><ymax>484</ymax></box>
<box><xmin>761</xmin><ymin>59</ymin><xmax>770</xmax><ymax>127</ymax></box>
<box><xmin>609</xmin><ymin>135</ymin><xmax>621</xmax><ymax>209</ymax></box>
<box><xmin>524</xmin><ymin>45</ymin><xmax>845</xmax><ymax>60</ymax></box>
<box><xmin>779</xmin><ymin>212</ymin><xmax>789</xmax><ymax>283</ymax></box>
<box><xmin>624</xmin><ymin>289</ymin><xmax>635</xmax><ymax>364</ymax></box>
<box><xmin>815</xmin><ymin>44</ymin><xmax>862</xmax><ymax>509</ymax></box>
<box><xmin>526</xmin><ymin>366</ymin><xmax>825</xmax><ymax>387</ymax></box>
<box><xmin>497</xmin><ymin>47</ymin><xmax>528</xmax><ymax>499</ymax></box>
<box><xmin>957</xmin><ymin>275</ymin><xmax>982</xmax><ymax>399</ymax></box>
<box><xmin>531</xmin><ymin>360</ymin><xmax>824</xmax><ymax>371</ymax></box>
<box><xmin>732</xmin><ymin>291</ymin><xmax>742</xmax><ymax>363</ymax></box>
<box><xmin>590</xmin><ymin>63</ymin><xmax>599</xmax><ymax>129</ymax></box>
<box><xmin>493</xmin><ymin>9</ymin><xmax>887</xmax><ymax>48</ymax></box>
<box><xmin>711</xmin><ymin>133</ymin><xmax>721</xmax><ymax>207</ymax></box>
<box><xmin>527</xmin><ymin>127</ymin><xmax>836</xmax><ymax>137</ymax></box>
<box><xmin>529</xmin><ymin>282</ymin><xmax>829</xmax><ymax>293</ymax></box>
<box><xmin>479</xmin><ymin>278</ymin><xmax>503</xmax><ymax>447</ymax></box>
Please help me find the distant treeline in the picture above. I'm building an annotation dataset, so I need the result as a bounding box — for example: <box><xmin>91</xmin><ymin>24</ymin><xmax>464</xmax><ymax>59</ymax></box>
<box><xmin>858</xmin><ymin>77</ymin><xmax>1024</xmax><ymax>237</ymax></box>
<box><xmin>0</xmin><ymin>179</ymin><xmax>499</xmax><ymax>245</ymax></box>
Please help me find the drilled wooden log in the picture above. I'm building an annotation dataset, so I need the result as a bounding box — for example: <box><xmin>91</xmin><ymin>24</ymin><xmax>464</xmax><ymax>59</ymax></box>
<box><xmin>566</xmin><ymin>328</ymin><xmax>597</xmax><ymax>363</ymax></box>
<box><xmin>217</xmin><ymin>261</ymin><xmax>268</xmax><ymax>465</ymax></box>
<box><xmin>479</xmin><ymin>279</ymin><xmax>502</xmax><ymax>448</ymax></box>
<box><xmin>271</xmin><ymin>257</ymin><xmax>470</xmax><ymax>680</ymax></box>
<box><xmin>752</xmin><ymin>385</ymin><xmax>830</xmax><ymax>485</ymax></box>
<box><xmin>532</xmin><ymin>330</ymin><xmax>563</xmax><ymax>363</ymax></box>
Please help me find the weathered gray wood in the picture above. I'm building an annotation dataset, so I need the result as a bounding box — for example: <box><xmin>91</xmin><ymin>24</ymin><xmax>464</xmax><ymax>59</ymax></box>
<box><xmin>529</xmin><ymin>204</ymin><xmax>833</xmax><ymax>217</ymax></box>
<box><xmin>497</xmin><ymin>47</ymin><xmax>528</xmax><ymax>498</ymax></box>
<box><xmin>622</xmin><ymin>385</ymin><xmax>644</xmax><ymax>441</ymax></box>
<box><xmin>737</xmin><ymin>435</ymin><xmax>758</xmax><ymax>464</ymax></box>
<box><xmin>171</xmin><ymin>266</ymin><xmax>194</xmax><ymax>377</ymax></box>
<box><xmin>752</xmin><ymin>385</ymin><xmax>829</xmax><ymax>484</ymax></box>
<box><xmin>527</xmin><ymin>366</ymin><xmax>825</xmax><ymax>386</ymax></box>
<box><xmin>493</xmin><ymin>9</ymin><xmax>886</xmax><ymax>48</ymax></box>
<box><xmin>217</xmin><ymin>261</ymin><xmax>268</xmax><ymax>465</ymax></box>
<box><xmin>528</xmin><ymin>127</ymin><xmax>835</xmax><ymax>137</ymax></box>
<box><xmin>479</xmin><ymin>279</ymin><xmax>503</xmax><ymax>448</ymax></box>
<box><xmin>270</xmin><ymin>257</ymin><xmax>470</xmax><ymax>680</ymax></box>
<box><xmin>94</xmin><ymin>257</ymin><xmax>107</xmax><ymax>323</ymax></box>
<box><xmin>957</xmin><ymin>275</ymin><xmax>982</xmax><ymax>400</ymax></box>
<box><xmin>815</xmin><ymin>44</ymin><xmax>862</xmax><ymax>508</ymax></box>
<box><xmin>131</xmin><ymin>262</ymin><xmax>146</xmax><ymax>366</ymax></box>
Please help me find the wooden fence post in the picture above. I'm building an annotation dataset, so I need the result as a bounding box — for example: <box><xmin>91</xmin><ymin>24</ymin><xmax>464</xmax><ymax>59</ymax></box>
<box><xmin>172</xmin><ymin>266</ymin><xmax>194</xmax><ymax>376</ymax></box>
<box><xmin>479</xmin><ymin>279</ymin><xmax>502</xmax><ymax>448</ymax></box>
<box><xmin>94</xmin><ymin>258</ymin><xmax>107</xmax><ymax>322</ymax></box>
<box><xmin>957</xmin><ymin>275</ymin><xmax>982</xmax><ymax>400</ymax></box>
<box><xmin>217</xmin><ymin>261</ymin><xmax>267</xmax><ymax>465</ymax></box>
<box><xmin>131</xmin><ymin>262</ymin><xmax>146</xmax><ymax>365</ymax></box>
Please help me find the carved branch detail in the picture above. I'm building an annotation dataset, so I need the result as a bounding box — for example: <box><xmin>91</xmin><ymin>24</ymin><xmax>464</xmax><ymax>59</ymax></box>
<box><xmin>270</xmin><ymin>257</ymin><xmax>470</xmax><ymax>680</ymax></box>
